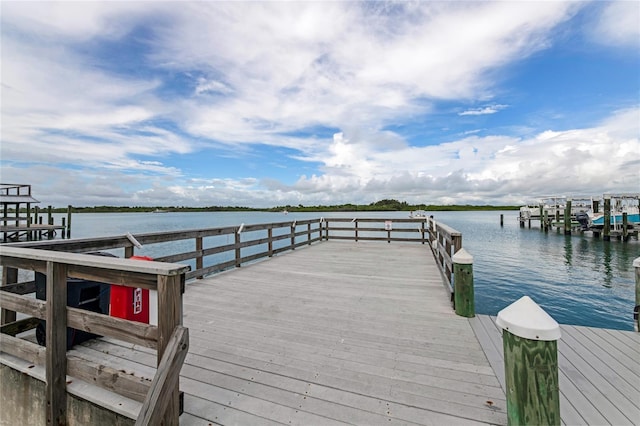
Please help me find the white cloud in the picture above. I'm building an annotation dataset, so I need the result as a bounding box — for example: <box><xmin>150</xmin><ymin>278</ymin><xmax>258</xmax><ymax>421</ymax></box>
<box><xmin>1</xmin><ymin>2</ymin><xmax>637</xmax><ymax>208</ymax></box>
<box><xmin>459</xmin><ymin>105</ymin><xmax>509</xmax><ymax>116</ymax></box>
<box><xmin>592</xmin><ymin>1</ymin><xmax>640</xmax><ymax>47</ymax></box>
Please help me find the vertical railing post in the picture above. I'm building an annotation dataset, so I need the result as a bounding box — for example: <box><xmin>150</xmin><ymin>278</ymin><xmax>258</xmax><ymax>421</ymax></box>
<box><xmin>307</xmin><ymin>223</ymin><xmax>312</xmax><ymax>245</ymax></box>
<box><xmin>196</xmin><ymin>236</ymin><xmax>203</xmax><ymax>279</ymax></box>
<box><xmin>564</xmin><ymin>198</ymin><xmax>572</xmax><ymax>235</ymax></box>
<box><xmin>157</xmin><ymin>273</ymin><xmax>184</xmax><ymax>424</ymax></box>
<box><xmin>268</xmin><ymin>227</ymin><xmax>273</xmax><ymax>257</ymax></box>
<box><xmin>1</xmin><ymin>267</ymin><xmax>18</xmax><ymax>324</ymax></box>
<box><xmin>452</xmin><ymin>248</ymin><xmax>474</xmax><ymax>317</ymax></box>
<box><xmin>354</xmin><ymin>219</ymin><xmax>358</xmax><ymax>242</ymax></box>
<box><xmin>290</xmin><ymin>221</ymin><xmax>296</xmax><ymax>250</ymax></box>
<box><xmin>46</xmin><ymin>261</ymin><xmax>68</xmax><ymax>425</ymax></box>
<box><xmin>496</xmin><ymin>296</ymin><xmax>561</xmax><ymax>426</ymax></box>
<box><xmin>235</xmin><ymin>227</ymin><xmax>242</xmax><ymax>267</ymax></box>
<box><xmin>323</xmin><ymin>219</ymin><xmax>328</xmax><ymax>241</ymax></box>
<box><xmin>634</xmin><ymin>257</ymin><xmax>639</xmax><ymax>332</ymax></box>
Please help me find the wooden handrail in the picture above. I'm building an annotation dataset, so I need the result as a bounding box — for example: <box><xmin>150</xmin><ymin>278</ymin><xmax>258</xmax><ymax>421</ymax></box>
<box><xmin>135</xmin><ymin>326</ymin><xmax>189</xmax><ymax>426</ymax></box>
<box><xmin>5</xmin><ymin>219</ymin><xmax>324</xmax><ymax>280</ymax></box>
<box><xmin>0</xmin><ymin>247</ymin><xmax>188</xmax><ymax>424</ymax></box>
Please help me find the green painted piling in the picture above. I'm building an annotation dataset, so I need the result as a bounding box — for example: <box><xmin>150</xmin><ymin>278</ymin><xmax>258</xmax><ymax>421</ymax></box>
<box><xmin>453</xmin><ymin>248</ymin><xmax>474</xmax><ymax>318</ymax></box>
<box><xmin>634</xmin><ymin>257</ymin><xmax>639</xmax><ymax>332</ymax></box>
<box><xmin>603</xmin><ymin>196</ymin><xmax>611</xmax><ymax>241</ymax></box>
<box><xmin>47</xmin><ymin>205</ymin><xmax>53</xmax><ymax>226</ymax></box>
<box><xmin>496</xmin><ymin>296</ymin><xmax>561</xmax><ymax>426</ymax></box>
<box><xmin>564</xmin><ymin>199</ymin><xmax>572</xmax><ymax>235</ymax></box>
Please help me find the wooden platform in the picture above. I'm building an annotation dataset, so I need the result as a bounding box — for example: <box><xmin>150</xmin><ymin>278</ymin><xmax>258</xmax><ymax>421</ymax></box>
<box><xmin>35</xmin><ymin>240</ymin><xmax>637</xmax><ymax>425</ymax></box>
<box><xmin>470</xmin><ymin>315</ymin><xmax>640</xmax><ymax>426</ymax></box>
<box><xmin>80</xmin><ymin>241</ymin><xmax>508</xmax><ymax>425</ymax></box>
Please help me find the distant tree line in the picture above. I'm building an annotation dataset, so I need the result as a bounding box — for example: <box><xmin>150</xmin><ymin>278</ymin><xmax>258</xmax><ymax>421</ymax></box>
<box><xmin>37</xmin><ymin>199</ymin><xmax>519</xmax><ymax>213</ymax></box>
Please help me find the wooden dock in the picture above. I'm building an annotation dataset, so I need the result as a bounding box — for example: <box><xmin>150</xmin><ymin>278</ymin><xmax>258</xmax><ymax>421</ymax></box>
<box><xmin>471</xmin><ymin>315</ymin><xmax>640</xmax><ymax>426</ymax></box>
<box><xmin>78</xmin><ymin>241</ymin><xmax>507</xmax><ymax>425</ymax></box>
<box><xmin>2</xmin><ymin>230</ymin><xmax>638</xmax><ymax>425</ymax></box>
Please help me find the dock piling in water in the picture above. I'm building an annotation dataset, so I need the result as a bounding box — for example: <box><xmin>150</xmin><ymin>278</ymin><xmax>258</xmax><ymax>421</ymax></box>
<box><xmin>564</xmin><ymin>199</ymin><xmax>572</xmax><ymax>235</ymax></box>
<box><xmin>603</xmin><ymin>196</ymin><xmax>611</xmax><ymax>241</ymax></box>
<box><xmin>634</xmin><ymin>257</ymin><xmax>640</xmax><ymax>332</ymax></box>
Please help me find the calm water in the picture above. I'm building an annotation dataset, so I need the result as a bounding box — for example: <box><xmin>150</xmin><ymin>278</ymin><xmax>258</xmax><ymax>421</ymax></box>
<box><xmin>49</xmin><ymin>210</ymin><xmax>639</xmax><ymax>331</ymax></box>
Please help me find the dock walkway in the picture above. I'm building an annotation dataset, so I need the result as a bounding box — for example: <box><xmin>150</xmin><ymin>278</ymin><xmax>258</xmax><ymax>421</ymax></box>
<box><xmin>68</xmin><ymin>240</ymin><xmax>639</xmax><ymax>425</ymax></box>
<box><xmin>471</xmin><ymin>314</ymin><xmax>640</xmax><ymax>426</ymax></box>
<box><xmin>85</xmin><ymin>241</ymin><xmax>507</xmax><ymax>425</ymax></box>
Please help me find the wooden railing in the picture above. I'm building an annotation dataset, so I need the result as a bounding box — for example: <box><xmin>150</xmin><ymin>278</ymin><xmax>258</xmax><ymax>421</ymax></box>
<box><xmin>0</xmin><ymin>246</ymin><xmax>189</xmax><ymax>425</ymax></box>
<box><xmin>0</xmin><ymin>216</ymin><xmax>464</xmax><ymax>422</ymax></box>
<box><xmin>7</xmin><ymin>219</ymin><xmax>324</xmax><ymax>281</ymax></box>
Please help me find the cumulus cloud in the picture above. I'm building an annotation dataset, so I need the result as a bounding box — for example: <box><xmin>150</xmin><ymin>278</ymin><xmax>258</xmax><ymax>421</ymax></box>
<box><xmin>1</xmin><ymin>2</ymin><xmax>637</xmax><ymax>208</ymax></box>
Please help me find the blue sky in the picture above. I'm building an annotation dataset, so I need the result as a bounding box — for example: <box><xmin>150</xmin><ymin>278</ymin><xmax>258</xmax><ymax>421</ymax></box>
<box><xmin>1</xmin><ymin>1</ymin><xmax>638</xmax><ymax>207</ymax></box>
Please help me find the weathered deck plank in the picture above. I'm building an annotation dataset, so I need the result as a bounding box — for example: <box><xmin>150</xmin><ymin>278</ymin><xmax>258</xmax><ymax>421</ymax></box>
<box><xmin>91</xmin><ymin>241</ymin><xmax>506</xmax><ymax>425</ymax></box>
<box><xmin>471</xmin><ymin>314</ymin><xmax>640</xmax><ymax>426</ymax></box>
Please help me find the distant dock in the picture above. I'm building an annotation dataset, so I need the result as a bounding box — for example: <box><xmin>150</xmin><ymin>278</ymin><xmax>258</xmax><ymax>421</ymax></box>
<box><xmin>519</xmin><ymin>193</ymin><xmax>640</xmax><ymax>241</ymax></box>
<box><xmin>0</xmin><ymin>183</ymin><xmax>72</xmax><ymax>242</ymax></box>
<box><xmin>1</xmin><ymin>218</ymin><xmax>638</xmax><ymax>424</ymax></box>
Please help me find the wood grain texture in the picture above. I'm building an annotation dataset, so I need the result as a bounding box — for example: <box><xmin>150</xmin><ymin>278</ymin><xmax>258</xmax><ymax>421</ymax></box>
<box><xmin>46</xmin><ymin>261</ymin><xmax>68</xmax><ymax>425</ymax></box>
<box><xmin>472</xmin><ymin>315</ymin><xmax>640</xmax><ymax>426</ymax></box>
<box><xmin>502</xmin><ymin>330</ymin><xmax>560</xmax><ymax>426</ymax></box>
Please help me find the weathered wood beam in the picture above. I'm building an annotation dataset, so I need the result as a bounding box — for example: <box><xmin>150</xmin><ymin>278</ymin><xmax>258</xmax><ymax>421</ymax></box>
<box><xmin>46</xmin><ymin>261</ymin><xmax>68</xmax><ymax>425</ymax></box>
<box><xmin>156</xmin><ymin>275</ymin><xmax>183</xmax><ymax>425</ymax></box>
<box><xmin>135</xmin><ymin>326</ymin><xmax>189</xmax><ymax>426</ymax></box>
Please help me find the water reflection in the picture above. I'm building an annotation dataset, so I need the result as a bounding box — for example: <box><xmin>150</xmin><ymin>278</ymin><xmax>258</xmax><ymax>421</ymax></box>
<box><xmin>563</xmin><ymin>235</ymin><xmax>572</xmax><ymax>267</ymax></box>
<box><xmin>602</xmin><ymin>241</ymin><xmax>612</xmax><ymax>288</ymax></box>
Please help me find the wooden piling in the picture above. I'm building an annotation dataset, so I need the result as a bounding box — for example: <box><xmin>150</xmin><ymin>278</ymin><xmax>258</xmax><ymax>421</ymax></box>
<box><xmin>543</xmin><ymin>210</ymin><xmax>549</xmax><ymax>232</ymax></box>
<box><xmin>496</xmin><ymin>296</ymin><xmax>561</xmax><ymax>426</ymax></box>
<box><xmin>593</xmin><ymin>200</ymin><xmax>599</xmax><ymax>213</ymax></box>
<box><xmin>564</xmin><ymin>199</ymin><xmax>571</xmax><ymax>235</ymax></box>
<box><xmin>539</xmin><ymin>205</ymin><xmax>543</xmax><ymax>231</ymax></box>
<box><xmin>453</xmin><ymin>248</ymin><xmax>474</xmax><ymax>318</ymax></box>
<box><xmin>603</xmin><ymin>196</ymin><xmax>611</xmax><ymax>241</ymax></box>
<box><xmin>634</xmin><ymin>257</ymin><xmax>639</xmax><ymax>332</ymax></box>
<box><xmin>622</xmin><ymin>213</ymin><xmax>628</xmax><ymax>241</ymax></box>
<box><xmin>66</xmin><ymin>205</ymin><xmax>72</xmax><ymax>238</ymax></box>
<box><xmin>500</xmin><ymin>214</ymin><xmax>504</xmax><ymax>227</ymax></box>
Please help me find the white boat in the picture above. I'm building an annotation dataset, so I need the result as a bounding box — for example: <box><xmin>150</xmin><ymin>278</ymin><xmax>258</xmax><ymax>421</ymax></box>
<box><xmin>519</xmin><ymin>196</ymin><xmax>592</xmax><ymax>222</ymax></box>
<box><xmin>585</xmin><ymin>199</ymin><xmax>639</xmax><ymax>229</ymax></box>
<box><xmin>409</xmin><ymin>210</ymin><xmax>428</xmax><ymax>219</ymax></box>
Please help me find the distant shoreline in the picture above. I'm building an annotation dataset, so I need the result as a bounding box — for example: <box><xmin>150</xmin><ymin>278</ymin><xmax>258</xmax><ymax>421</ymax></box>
<box><xmin>43</xmin><ymin>203</ymin><xmax>520</xmax><ymax>214</ymax></box>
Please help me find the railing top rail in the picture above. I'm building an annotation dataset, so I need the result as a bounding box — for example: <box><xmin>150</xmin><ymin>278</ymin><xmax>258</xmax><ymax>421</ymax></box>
<box><xmin>4</xmin><ymin>219</ymin><xmax>323</xmax><ymax>251</ymax></box>
<box><xmin>324</xmin><ymin>217</ymin><xmax>427</xmax><ymax>222</ymax></box>
<box><xmin>0</xmin><ymin>246</ymin><xmax>189</xmax><ymax>276</ymax></box>
<box><xmin>434</xmin><ymin>221</ymin><xmax>461</xmax><ymax>237</ymax></box>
